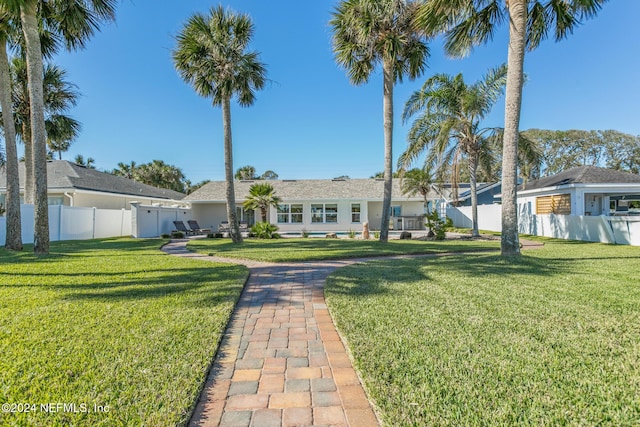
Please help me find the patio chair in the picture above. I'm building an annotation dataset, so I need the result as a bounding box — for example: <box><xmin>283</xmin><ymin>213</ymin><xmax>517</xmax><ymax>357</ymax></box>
<box><xmin>218</xmin><ymin>221</ymin><xmax>230</xmax><ymax>232</ymax></box>
<box><xmin>239</xmin><ymin>221</ymin><xmax>249</xmax><ymax>231</ymax></box>
<box><xmin>173</xmin><ymin>220</ymin><xmax>196</xmax><ymax>236</ymax></box>
<box><xmin>188</xmin><ymin>220</ymin><xmax>212</xmax><ymax>235</ymax></box>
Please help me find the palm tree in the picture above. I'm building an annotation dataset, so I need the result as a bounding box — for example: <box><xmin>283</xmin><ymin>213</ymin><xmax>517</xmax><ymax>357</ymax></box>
<box><xmin>7</xmin><ymin>0</ymin><xmax>116</xmax><ymax>254</ymax></box>
<box><xmin>399</xmin><ymin>65</ymin><xmax>508</xmax><ymax>237</ymax></box>
<box><xmin>243</xmin><ymin>182</ymin><xmax>281</xmax><ymax>223</ymax></box>
<box><xmin>112</xmin><ymin>161</ymin><xmax>138</xmax><ymax>179</ymax></box>
<box><xmin>400</xmin><ymin>165</ymin><xmax>436</xmax><ymax>211</ymax></box>
<box><xmin>235</xmin><ymin>165</ymin><xmax>257</xmax><ymax>180</ymax></box>
<box><xmin>331</xmin><ymin>0</ymin><xmax>430</xmax><ymax>242</ymax></box>
<box><xmin>173</xmin><ymin>6</ymin><xmax>267</xmax><ymax>244</ymax></box>
<box><xmin>415</xmin><ymin>0</ymin><xmax>607</xmax><ymax>256</ymax></box>
<box><xmin>73</xmin><ymin>154</ymin><xmax>95</xmax><ymax>169</ymax></box>
<box><xmin>11</xmin><ymin>58</ymin><xmax>81</xmax><ymax>186</ymax></box>
<box><xmin>0</xmin><ymin>9</ymin><xmax>21</xmax><ymax>250</ymax></box>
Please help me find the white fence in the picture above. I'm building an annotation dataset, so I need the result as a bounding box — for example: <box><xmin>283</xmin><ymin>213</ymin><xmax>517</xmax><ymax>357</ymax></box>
<box><xmin>448</xmin><ymin>204</ymin><xmax>640</xmax><ymax>246</ymax></box>
<box><xmin>130</xmin><ymin>203</ymin><xmax>192</xmax><ymax>238</ymax></box>
<box><xmin>0</xmin><ymin>204</ymin><xmax>132</xmax><ymax>245</ymax></box>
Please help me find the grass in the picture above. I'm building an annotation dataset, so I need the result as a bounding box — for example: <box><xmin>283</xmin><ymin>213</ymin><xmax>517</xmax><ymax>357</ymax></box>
<box><xmin>187</xmin><ymin>237</ymin><xmax>500</xmax><ymax>262</ymax></box>
<box><xmin>325</xmin><ymin>240</ymin><xmax>640</xmax><ymax>426</ymax></box>
<box><xmin>0</xmin><ymin>238</ymin><xmax>248</xmax><ymax>426</ymax></box>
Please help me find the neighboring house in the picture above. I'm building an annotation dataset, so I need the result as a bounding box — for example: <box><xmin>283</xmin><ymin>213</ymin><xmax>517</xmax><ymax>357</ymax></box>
<box><xmin>454</xmin><ymin>182</ymin><xmax>503</xmax><ymax>207</ymax></box>
<box><xmin>0</xmin><ymin>160</ymin><xmax>185</xmax><ymax>210</ymax></box>
<box><xmin>516</xmin><ymin>166</ymin><xmax>640</xmax><ymax>217</ymax></box>
<box><xmin>183</xmin><ymin>178</ymin><xmax>442</xmax><ymax>233</ymax></box>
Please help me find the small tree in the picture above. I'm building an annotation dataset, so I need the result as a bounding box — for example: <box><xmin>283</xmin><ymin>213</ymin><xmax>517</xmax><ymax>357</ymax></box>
<box><xmin>243</xmin><ymin>182</ymin><xmax>281</xmax><ymax>223</ymax></box>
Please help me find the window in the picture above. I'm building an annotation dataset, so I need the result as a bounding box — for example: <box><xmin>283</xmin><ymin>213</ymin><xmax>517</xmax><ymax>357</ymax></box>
<box><xmin>351</xmin><ymin>204</ymin><xmax>361</xmax><ymax>223</ymax></box>
<box><xmin>325</xmin><ymin>204</ymin><xmax>337</xmax><ymax>223</ymax></box>
<box><xmin>390</xmin><ymin>205</ymin><xmax>402</xmax><ymax>217</ymax></box>
<box><xmin>311</xmin><ymin>203</ymin><xmax>338</xmax><ymax>223</ymax></box>
<box><xmin>278</xmin><ymin>204</ymin><xmax>303</xmax><ymax>223</ymax></box>
<box><xmin>48</xmin><ymin>196</ymin><xmax>64</xmax><ymax>206</ymax></box>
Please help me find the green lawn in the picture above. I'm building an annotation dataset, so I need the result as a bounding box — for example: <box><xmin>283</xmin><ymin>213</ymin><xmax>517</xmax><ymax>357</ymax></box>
<box><xmin>187</xmin><ymin>237</ymin><xmax>499</xmax><ymax>262</ymax></box>
<box><xmin>325</xmin><ymin>240</ymin><xmax>640</xmax><ymax>426</ymax></box>
<box><xmin>0</xmin><ymin>239</ymin><xmax>248</xmax><ymax>426</ymax></box>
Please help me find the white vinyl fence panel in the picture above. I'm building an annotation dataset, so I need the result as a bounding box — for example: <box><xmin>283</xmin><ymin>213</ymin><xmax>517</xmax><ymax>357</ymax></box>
<box><xmin>447</xmin><ymin>204</ymin><xmax>640</xmax><ymax>246</ymax></box>
<box><xmin>0</xmin><ymin>205</ymin><xmax>131</xmax><ymax>245</ymax></box>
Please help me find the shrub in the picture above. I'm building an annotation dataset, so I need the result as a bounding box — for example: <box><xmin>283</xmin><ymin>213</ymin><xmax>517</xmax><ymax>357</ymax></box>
<box><xmin>251</xmin><ymin>222</ymin><xmax>280</xmax><ymax>239</ymax></box>
<box><xmin>348</xmin><ymin>229</ymin><xmax>356</xmax><ymax>239</ymax></box>
<box><xmin>425</xmin><ymin>211</ymin><xmax>446</xmax><ymax>240</ymax></box>
<box><xmin>171</xmin><ymin>231</ymin><xmax>184</xmax><ymax>239</ymax></box>
<box><xmin>373</xmin><ymin>230</ymin><xmax>380</xmax><ymax>239</ymax></box>
<box><xmin>160</xmin><ymin>233</ymin><xmax>171</xmax><ymax>239</ymax></box>
<box><xmin>301</xmin><ymin>228</ymin><xmax>310</xmax><ymax>238</ymax></box>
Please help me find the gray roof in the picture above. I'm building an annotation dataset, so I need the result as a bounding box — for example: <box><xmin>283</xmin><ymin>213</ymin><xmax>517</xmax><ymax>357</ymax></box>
<box><xmin>0</xmin><ymin>160</ymin><xmax>185</xmax><ymax>200</ymax></box>
<box><xmin>520</xmin><ymin>166</ymin><xmax>640</xmax><ymax>191</ymax></box>
<box><xmin>184</xmin><ymin>178</ymin><xmax>438</xmax><ymax>202</ymax></box>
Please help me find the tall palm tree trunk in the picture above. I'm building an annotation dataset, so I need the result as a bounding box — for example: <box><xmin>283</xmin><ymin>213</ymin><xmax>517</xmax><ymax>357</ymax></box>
<box><xmin>222</xmin><ymin>97</ymin><xmax>242</xmax><ymax>244</ymax></box>
<box><xmin>469</xmin><ymin>154</ymin><xmax>480</xmax><ymax>237</ymax></box>
<box><xmin>20</xmin><ymin>2</ymin><xmax>50</xmax><ymax>254</ymax></box>
<box><xmin>500</xmin><ymin>0</ymin><xmax>526</xmax><ymax>257</ymax></box>
<box><xmin>22</xmin><ymin>123</ymin><xmax>34</xmax><ymax>204</ymax></box>
<box><xmin>380</xmin><ymin>59</ymin><xmax>394</xmax><ymax>243</ymax></box>
<box><xmin>0</xmin><ymin>40</ymin><xmax>22</xmax><ymax>250</ymax></box>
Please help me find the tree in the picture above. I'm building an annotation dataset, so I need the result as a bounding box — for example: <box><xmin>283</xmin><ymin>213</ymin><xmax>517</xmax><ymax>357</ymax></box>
<box><xmin>185</xmin><ymin>179</ymin><xmax>210</xmax><ymax>194</ymax></box>
<box><xmin>174</xmin><ymin>6</ymin><xmax>267</xmax><ymax>244</ymax></box>
<box><xmin>10</xmin><ymin>58</ymin><xmax>80</xmax><ymax>176</ymax></box>
<box><xmin>8</xmin><ymin>0</ymin><xmax>116</xmax><ymax>254</ymax></box>
<box><xmin>112</xmin><ymin>161</ymin><xmax>137</xmax><ymax>179</ymax></box>
<box><xmin>74</xmin><ymin>154</ymin><xmax>95</xmax><ymax>169</ymax></box>
<box><xmin>0</xmin><ymin>8</ymin><xmax>21</xmax><ymax>250</ymax></box>
<box><xmin>399</xmin><ymin>65</ymin><xmax>508</xmax><ymax>237</ymax></box>
<box><xmin>416</xmin><ymin>0</ymin><xmax>608</xmax><ymax>256</ymax></box>
<box><xmin>521</xmin><ymin>129</ymin><xmax>640</xmax><ymax>177</ymax></box>
<box><xmin>235</xmin><ymin>165</ymin><xmax>257</xmax><ymax>180</ymax></box>
<box><xmin>135</xmin><ymin>160</ymin><xmax>186</xmax><ymax>193</ymax></box>
<box><xmin>243</xmin><ymin>182</ymin><xmax>281</xmax><ymax>223</ymax></box>
<box><xmin>400</xmin><ymin>165</ymin><xmax>436</xmax><ymax>211</ymax></box>
<box><xmin>331</xmin><ymin>0</ymin><xmax>430</xmax><ymax>242</ymax></box>
<box><xmin>260</xmin><ymin>170</ymin><xmax>278</xmax><ymax>180</ymax></box>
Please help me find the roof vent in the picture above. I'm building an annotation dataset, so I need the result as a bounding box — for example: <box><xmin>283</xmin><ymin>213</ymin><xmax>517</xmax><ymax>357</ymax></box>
<box><xmin>282</xmin><ymin>179</ymin><xmax>297</xmax><ymax>182</ymax></box>
<box><xmin>240</xmin><ymin>180</ymin><xmax>255</xmax><ymax>183</ymax></box>
<box><xmin>375</xmin><ymin>178</ymin><xmax>384</xmax><ymax>181</ymax></box>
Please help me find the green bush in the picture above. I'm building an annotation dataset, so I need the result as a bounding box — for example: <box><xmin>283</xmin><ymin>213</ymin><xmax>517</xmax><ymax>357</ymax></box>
<box><xmin>348</xmin><ymin>229</ymin><xmax>356</xmax><ymax>239</ymax></box>
<box><xmin>251</xmin><ymin>222</ymin><xmax>280</xmax><ymax>239</ymax></box>
<box><xmin>160</xmin><ymin>233</ymin><xmax>171</xmax><ymax>239</ymax></box>
<box><xmin>301</xmin><ymin>228</ymin><xmax>310</xmax><ymax>238</ymax></box>
<box><xmin>373</xmin><ymin>230</ymin><xmax>380</xmax><ymax>239</ymax></box>
<box><xmin>171</xmin><ymin>231</ymin><xmax>184</xmax><ymax>238</ymax></box>
<box><xmin>425</xmin><ymin>211</ymin><xmax>447</xmax><ymax>240</ymax></box>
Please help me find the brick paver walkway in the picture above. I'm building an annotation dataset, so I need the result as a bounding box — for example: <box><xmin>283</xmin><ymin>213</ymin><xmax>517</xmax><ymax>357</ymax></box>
<box><xmin>162</xmin><ymin>240</ymin><xmax>380</xmax><ymax>427</ymax></box>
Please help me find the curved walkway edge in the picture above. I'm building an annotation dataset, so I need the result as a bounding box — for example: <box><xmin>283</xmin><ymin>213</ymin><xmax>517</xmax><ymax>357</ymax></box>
<box><xmin>162</xmin><ymin>240</ymin><xmax>380</xmax><ymax>427</ymax></box>
<box><xmin>162</xmin><ymin>238</ymin><xmax>544</xmax><ymax>427</ymax></box>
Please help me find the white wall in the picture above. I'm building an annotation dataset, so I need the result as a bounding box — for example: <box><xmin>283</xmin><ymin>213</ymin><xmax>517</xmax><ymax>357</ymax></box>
<box><xmin>448</xmin><ymin>204</ymin><xmax>502</xmax><ymax>231</ymax></box>
<box><xmin>130</xmin><ymin>203</ymin><xmax>191</xmax><ymax>238</ymax></box>
<box><xmin>191</xmin><ymin>203</ymin><xmax>227</xmax><ymax>231</ymax></box>
<box><xmin>448</xmin><ymin>204</ymin><xmax>640</xmax><ymax>246</ymax></box>
<box><xmin>0</xmin><ymin>205</ymin><xmax>131</xmax><ymax>245</ymax></box>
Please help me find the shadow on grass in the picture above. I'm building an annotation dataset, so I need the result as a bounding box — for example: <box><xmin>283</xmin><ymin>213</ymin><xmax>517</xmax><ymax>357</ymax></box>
<box><xmin>327</xmin><ymin>252</ymin><xmax>576</xmax><ymax>298</ymax></box>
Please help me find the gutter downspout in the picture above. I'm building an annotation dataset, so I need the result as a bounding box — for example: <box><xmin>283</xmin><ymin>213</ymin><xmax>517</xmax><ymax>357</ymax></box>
<box><xmin>64</xmin><ymin>191</ymin><xmax>74</xmax><ymax>207</ymax></box>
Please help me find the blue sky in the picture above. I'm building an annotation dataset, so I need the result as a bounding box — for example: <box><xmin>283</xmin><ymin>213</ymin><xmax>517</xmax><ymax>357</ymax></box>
<box><xmin>51</xmin><ymin>0</ymin><xmax>640</xmax><ymax>184</ymax></box>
